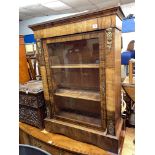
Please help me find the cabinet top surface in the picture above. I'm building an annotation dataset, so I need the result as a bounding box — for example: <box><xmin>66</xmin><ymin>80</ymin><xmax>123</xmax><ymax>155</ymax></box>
<box><xmin>29</xmin><ymin>6</ymin><xmax>124</xmax><ymax>30</ymax></box>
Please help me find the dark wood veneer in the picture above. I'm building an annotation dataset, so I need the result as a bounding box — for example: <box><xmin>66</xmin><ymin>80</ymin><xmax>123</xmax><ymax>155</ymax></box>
<box><xmin>30</xmin><ymin>6</ymin><xmax>125</xmax><ymax>154</ymax></box>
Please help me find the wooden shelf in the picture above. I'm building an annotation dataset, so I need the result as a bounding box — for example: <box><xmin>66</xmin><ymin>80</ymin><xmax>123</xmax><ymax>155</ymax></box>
<box><xmin>54</xmin><ymin>89</ymin><xmax>100</xmax><ymax>101</ymax></box>
<box><xmin>51</xmin><ymin>64</ymin><xmax>99</xmax><ymax>69</ymax></box>
<box><xmin>55</xmin><ymin>111</ymin><xmax>101</xmax><ymax>128</ymax></box>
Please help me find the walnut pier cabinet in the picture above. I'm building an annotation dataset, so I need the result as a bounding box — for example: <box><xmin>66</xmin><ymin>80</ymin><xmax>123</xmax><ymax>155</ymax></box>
<box><xmin>30</xmin><ymin>7</ymin><xmax>125</xmax><ymax>154</ymax></box>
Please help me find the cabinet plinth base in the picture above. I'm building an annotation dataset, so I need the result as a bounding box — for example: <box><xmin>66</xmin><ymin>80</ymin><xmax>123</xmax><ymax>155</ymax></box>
<box><xmin>44</xmin><ymin>118</ymin><xmax>125</xmax><ymax>154</ymax></box>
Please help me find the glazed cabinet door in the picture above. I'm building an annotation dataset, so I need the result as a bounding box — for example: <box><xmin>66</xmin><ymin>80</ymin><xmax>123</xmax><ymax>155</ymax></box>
<box><xmin>43</xmin><ymin>31</ymin><xmax>106</xmax><ymax>131</ymax></box>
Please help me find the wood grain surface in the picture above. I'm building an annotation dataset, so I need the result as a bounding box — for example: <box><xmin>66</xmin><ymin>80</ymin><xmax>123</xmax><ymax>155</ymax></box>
<box><xmin>19</xmin><ymin>122</ymin><xmax>112</xmax><ymax>155</ymax></box>
<box><xmin>29</xmin><ymin>6</ymin><xmax>124</xmax><ymax>154</ymax></box>
<box><xmin>19</xmin><ymin>35</ymin><xmax>30</xmax><ymax>84</ymax></box>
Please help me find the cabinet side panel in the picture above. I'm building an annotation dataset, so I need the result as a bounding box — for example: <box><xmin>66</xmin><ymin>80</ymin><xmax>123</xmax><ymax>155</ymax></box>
<box><xmin>105</xmin><ymin>68</ymin><xmax>116</xmax><ymax>135</ymax></box>
<box><xmin>105</xmin><ymin>27</ymin><xmax>115</xmax><ymax>136</ymax></box>
<box><xmin>114</xmin><ymin>29</ymin><xmax>121</xmax><ymax>133</ymax></box>
<box><xmin>105</xmin><ymin>27</ymin><xmax>121</xmax><ymax>136</ymax></box>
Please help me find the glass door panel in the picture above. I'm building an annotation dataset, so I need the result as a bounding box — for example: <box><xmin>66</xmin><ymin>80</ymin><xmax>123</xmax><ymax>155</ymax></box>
<box><xmin>47</xmin><ymin>37</ymin><xmax>101</xmax><ymax>128</ymax></box>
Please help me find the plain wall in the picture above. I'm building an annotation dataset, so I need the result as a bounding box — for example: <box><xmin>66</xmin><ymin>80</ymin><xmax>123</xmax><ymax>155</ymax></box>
<box><xmin>122</xmin><ymin>32</ymin><xmax>135</xmax><ymax>52</ymax></box>
<box><xmin>19</xmin><ymin>13</ymin><xmax>78</xmax><ymax>35</ymax></box>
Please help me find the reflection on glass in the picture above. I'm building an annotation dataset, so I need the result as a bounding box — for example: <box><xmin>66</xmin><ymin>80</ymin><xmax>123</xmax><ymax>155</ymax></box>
<box><xmin>48</xmin><ymin>38</ymin><xmax>99</xmax><ymax>65</ymax></box>
<box><xmin>48</xmin><ymin>38</ymin><xmax>100</xmax><ymax>91</ymax></box>
<box><xmin>47</xmin><ymin>38</ymin><xmax>101</xmax><ymax>125</ymax></box>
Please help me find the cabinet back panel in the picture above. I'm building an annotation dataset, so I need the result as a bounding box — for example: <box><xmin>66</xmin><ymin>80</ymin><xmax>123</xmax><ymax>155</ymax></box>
<box><xmin>52</xmin><ymin>68</ymin><xmax>100</xmax><ymax>91</ymax></box>
<box><xmin>54</xmin><ymin>96</ymin><xmax>101</xmax><ymax>117</ymax></box>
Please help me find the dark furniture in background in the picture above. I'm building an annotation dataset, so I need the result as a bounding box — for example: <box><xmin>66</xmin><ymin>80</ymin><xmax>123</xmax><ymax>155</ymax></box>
<box><xmin>19</xmin><ymin>81</ymin><xmax>47</xmax><ymax>129</ymax></box>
